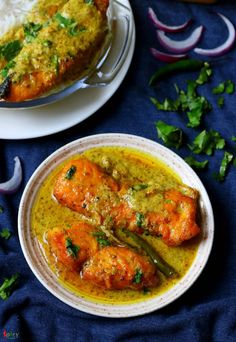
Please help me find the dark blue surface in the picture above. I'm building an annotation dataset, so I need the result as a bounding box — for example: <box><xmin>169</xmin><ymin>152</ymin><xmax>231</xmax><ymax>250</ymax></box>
<box><xmin>1</xmin><ymin>0</ymin><xmax>236</xmax><ymax>341</ymax></box>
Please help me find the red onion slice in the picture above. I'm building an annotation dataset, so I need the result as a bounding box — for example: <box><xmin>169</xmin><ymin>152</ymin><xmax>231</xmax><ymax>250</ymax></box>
<box><xmin>157</xmin><ymin>25</ymin><xmax>204</xmax><ymax>53</ymax></box>
<box><xmin>148</xmin><ymin>7</ymin><xmax>192</xmax><ymax>33</ymax></box>
<box><xmin>0</xmin><ymin>157</ymin><xmax>22</xmax><ymax>194</ymax></box>
<box><xmin>194</xmin><ymin>13</ymin><xmax>235</xmax><ymax>57</ymax></box>
<box><xmin>150</xmin><ymin>48</ymin><xmax>187</xmax><ymax>63</ymax></box>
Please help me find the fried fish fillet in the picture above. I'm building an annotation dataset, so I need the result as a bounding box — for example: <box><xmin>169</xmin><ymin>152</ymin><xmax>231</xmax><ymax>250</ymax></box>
<box><xmin>2</xmin><ymin>0</ymin><xmax>109</xmax><ymax>101</ymax></box>
<box><xmin>53</xmin><ymin>158</ymin><xmax>200</xmax><ymax>246</ymax></box>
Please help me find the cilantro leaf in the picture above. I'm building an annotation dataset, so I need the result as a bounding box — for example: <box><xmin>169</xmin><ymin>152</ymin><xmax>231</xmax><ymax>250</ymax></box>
<box><xmin>65</xmin><ymin>238</ymin><xmax>80</xmax><ymax>258</ymax></box>
<box><xmin>0</xmin><ymin>274</ymin><xmax>19</xmax><ymax>300</ymax></box>
<box><xmin>189</xmin><ymin>130</ymin><xmax>225</xmax><ymax>155</ymax></box>
<box><xmin>0</xmin><ymin>40</ymin><xmax>22</xmax><ymax>62</ymax></box>
<box><xmin>92</xmin><ymin>231</ymin><xmax>111</xmax><ymax>247</ymax></box>
<box><xmin>156</xmin><ymin>120</ymin><xmax>183</xmax><ymax>149</ymax></box>
<box><xmin>23</xmin><ymin>22</ymin><xmax>43</xmax><ymax>43</ymax></box>
<box><xmin>196</xmin><ymin>63</ymin><xmax>212</xmax><ymax>85</ymax></box>
<box><xmin>0</xmin><ymin>228</ymin><xmax>11</xmax><ymax>240</ymax></box>
<box><xmin>65</xmin><ymin>165</ymin><xmax>76</xmax><ymax>180</ymax></box>
<box><xmin>136</xmin><ymin>212</ymin><xmax>145</xmax><ymax>228</ymax></box>
<box><xmin>85</xmin><ymin>0</ymin><xmax>94</xmax><ymax>4</ymax></box>
<box><xmin>214</xmin><ymin>151</ymin><xmax>234</xmax><ymax>182</ymax></box>
<box><xmin>54</xmin><ymin>13</ymin><xmax>84</xmax><ymax>36</ymax></box>
<box><xmin>1</xmin><ymin>60</ymin><xmax>16</xmax><ymax>78</ymax></box>
<box><xmin>225</xmin><ymin>80</ymin><xmax>235</xmax><ymax>94</ymax></box>
<box><xmin>185</xmin><ymin>156</ymin><xmax>208</xmax><ymax>169</ymax></box>
<box><xmin>150</xmin><ymin>97</ymin><xmax>179</xmax><ymax>112</ymax></box>
<box><xmin>212</xmin><ymin>82</ymin><xmax>225</xmax><ymax>95</ymax></box>
<box><xmin>217</xmin><ymin>96</ymin><xmax>224</xmax><ymax>108</ymax></box>
<box><xmin>133</xmin><ymin>269</ymin><xmax>143</xmax><ymax>284</ymax></box>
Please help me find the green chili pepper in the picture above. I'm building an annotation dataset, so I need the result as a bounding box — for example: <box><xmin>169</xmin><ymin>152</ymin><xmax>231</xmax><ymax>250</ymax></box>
<box><xmin>149</xmin><ymin>59</ymin><xmax>205</xmax><ymax>86</ymax></box>
<box><xmin>117</xmin><ymin>228</ymin><xmax>177</xmax><ymax>278</ymax></box>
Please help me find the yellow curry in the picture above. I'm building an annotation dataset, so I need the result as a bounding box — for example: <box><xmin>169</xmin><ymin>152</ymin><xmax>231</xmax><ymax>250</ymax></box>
<box><xmin>31</xmin><ymin>147</ymin><xmax>200</xmax><ymax>304</ymax></box>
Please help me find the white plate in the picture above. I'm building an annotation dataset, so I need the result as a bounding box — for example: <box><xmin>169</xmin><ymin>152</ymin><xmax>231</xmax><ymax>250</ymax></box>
<box><xmin>18</xmin><ymin>134</ymin><xmax>214</xmax><ymax>318</ymax></box>
<box><xmin>0</xmin><ymin>0</ymin><xmax>135</xmax><ymax>140</ymax></box>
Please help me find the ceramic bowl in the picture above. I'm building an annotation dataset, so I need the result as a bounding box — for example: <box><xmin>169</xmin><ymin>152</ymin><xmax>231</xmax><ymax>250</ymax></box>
<box><xmin>18</xmin><ymin>134</ymin><xmax>214</xmax><ymax>317</ymax></box>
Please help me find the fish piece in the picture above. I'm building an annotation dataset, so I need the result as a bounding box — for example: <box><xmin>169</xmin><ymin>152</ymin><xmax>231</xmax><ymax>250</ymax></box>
<box><xmin>82</xmin><ymin>246</ymin><xmax>159</xmax><ymax>290</ymax></box>
<box><xmin>53</xmin><ymin>158</ymin><xmax>200</xmax><ymax>246</ymax></box>
<box><xmin>46</xmin><ymin>222</ymin><xmax>99</xmax><ymax>272</ymax></box>
<box><xmin>145</xmin><ymin>190</ymin><xmax>200</xmax><ymax>246</ymax></box>
<box><xmin>53</xmin><ymin>158</ymin><xmax>119</xmax><ymax>224</ymax></box>
<box><xmin>2</xmin><ymin>0</ymin><xmax>109</xmax><ymax>102</ymax></box>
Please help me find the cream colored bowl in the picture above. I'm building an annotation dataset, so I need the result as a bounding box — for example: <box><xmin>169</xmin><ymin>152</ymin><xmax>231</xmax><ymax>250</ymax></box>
<box><xmin>18</xmin><ymin>134</ymin><xmax>214</xmax><ymax>317</ymax></box>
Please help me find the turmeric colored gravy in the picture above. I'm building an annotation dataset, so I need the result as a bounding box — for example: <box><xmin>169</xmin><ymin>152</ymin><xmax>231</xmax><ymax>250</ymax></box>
<box><xmin>31</xmin><ymin>147</ymin><xmax>200</xmax><ymax>304</ymax></box>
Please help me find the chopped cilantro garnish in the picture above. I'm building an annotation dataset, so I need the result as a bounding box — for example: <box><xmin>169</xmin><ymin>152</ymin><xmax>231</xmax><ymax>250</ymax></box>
<box><xmin>51</xmin><ymin>54</ymin><xmax>59</xmax><ymax>75</ymax></box>
<box><xmin>54</xmin><ymin>13</ymin><xmax>84</xmax><ymax>36</ymax></box>
<box><xmin>92</xmin><ymin>231</ymin><xmax>111</xmax><ymax>247</ymax></box>
<box><xmin>217</xmin><ymin>96</ymin><xmax>224</xmax><ymax>108</ymax></box>
<box><xmin>136</xmin><ymin>212</ymin><xmax>145</xmax><ymax>228</ymax></box>
<box><xmin>65</xmin><ymin>165</ymin><xmax>76</xmax><ymax>179</ymax></box>
<box><xmin>0</xmin><ymin>228</ymin><xmax>11</xmax><ymax>240</ymax></box>
<box><xmin>150</xmin><ymin>97</ymin><xmax>179</xmax><ymax>112</ymax></box>
<box><xmin>0</xmin><ymin>40</ymin><xmax>22</xmax><ymax>62</ymax></box>
<box><xmin>65</xmin><ymin>238</ymin><xmax>80</xmax><ymax>258</ymax></box>
<box><xmin>1</xmin><ymin>60</ymin><xmax>16</xmax><ymax>78</ymax></box>
<box><xmin>185</xmin><ymin>156</ymin><xmax>208</xmax><ymax>170</ymax></box>
<box><xmin>212</xmin><ymin>80</ymin><xmax>235</xmax><ymax>95</ymax></box>
<box><xmin>214</xmin><ymin>151</ymin><xmax>234</xmax><ymax>182</ymax></box>
<box><xmin>85</xmin><ymin>0</ymin><xmax>94</xmax><ymax>4</ymax></box>
<box><xmin>232</xmin><ymin>136</ymin><xmax>236</xmax><ymax>142</ymax></box>
<box><xmin>225</xmin><ymin>80</ymin><xmax>235</xmax><ymax>94</ymax></box>
<box><xmin>156</xmin><ymin>120</ymin><xmax>183</xmax><ymax>149</ymax></box>
<box><xmin>23</xmin><ymin>22</ymin><xmax>43</xmax><ymax>43</ymax></box>
<box><xmin>196</xmin><ymin>62</ymin><xmax>212</xmax><ymax>85</ymax></box>
<box><xmin>133</xmin><ymin>269</ymin><xmax>143</xmax><ymax>284</ymax></box>
<box><xmin>0</xmin><ymin>274</ymin><xmax>19</xmax><ymax>300</ymax></box>
<box><xmin>212</xmin><ymin>82</ymin><xmax>225</xmax><ymax>95</ymax></box>
<box><xmin>189</xmin><ymin>130</ymin><xmax>225</xmax><ymax>155</ymax></box>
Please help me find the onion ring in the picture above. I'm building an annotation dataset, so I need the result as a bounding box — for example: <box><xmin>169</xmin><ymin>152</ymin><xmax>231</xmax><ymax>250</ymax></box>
<box><xmin>148</xmin><ymin>7</ymin><xmax>192</xmax><ymax>33</ymax></box>
<box><xmin>0</xmin><ymin>157</ymin><xmax>22</xmax><ymax>194</ymax></box>
<box><xmin>194</xmin><ymin>13</ymin><xmax>235</xmax><ymax>57</ymax></box>
<box><xmin>150</xmin><ymin>48</ymin><xmax>188</xmax><ymax>63</ymax></box>
<box><xmin>157</xmin><ymin>25</ymin><xmax>204</xmax><ymax>53</ymax></box>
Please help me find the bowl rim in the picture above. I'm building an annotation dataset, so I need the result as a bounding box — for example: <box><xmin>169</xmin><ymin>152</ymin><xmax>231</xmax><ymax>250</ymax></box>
<box><xmin>18</xmin><ymin>133</ymin><xmax>214</xmax><ymax>317</ymax></box>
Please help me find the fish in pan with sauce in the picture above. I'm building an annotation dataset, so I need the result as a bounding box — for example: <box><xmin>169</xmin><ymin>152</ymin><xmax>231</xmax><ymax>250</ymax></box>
<box><xmin>0</xmin><ymin>0</ymin><xmax>109</xmax><ymax>101</ymax></box>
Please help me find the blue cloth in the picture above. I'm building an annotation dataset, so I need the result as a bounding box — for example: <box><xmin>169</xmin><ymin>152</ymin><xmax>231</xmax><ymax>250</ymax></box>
<box><xmin>1</xmin><ymin>0</ymin><xmax>236</xmax><ymax>341</ymax></box>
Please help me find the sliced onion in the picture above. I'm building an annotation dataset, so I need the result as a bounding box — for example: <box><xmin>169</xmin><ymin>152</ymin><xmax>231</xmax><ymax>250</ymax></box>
<box><xmin>0</xmin><ymin>157</ymin><xmax>22</xmax><ymax>194</ymax></box>
<box><xmin>157</xmin><ymin>25</ymin><xmax>204</xmax><ymax>53</ymax></box>
<box><xmin>150</xmin><ymin>48</ymin><xmax>188</xmax><ymax>63</ymax></box>
<box><xmin>148</xmin><ymin>7</ymin><xmax>192</xmax><ymax>33</ymax></box>
<box><xmin>194</xmin><ymin>13</ymin><xmax>235</xmax><ymax>57</ymax></box>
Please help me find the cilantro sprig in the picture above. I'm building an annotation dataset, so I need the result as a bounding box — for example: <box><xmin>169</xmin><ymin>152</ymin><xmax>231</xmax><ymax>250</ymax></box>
<box><xmin>65</xmin><ymin>238</ymin><xmax>80</xmax><ymax>258</ymax></box>
<box><xmin>0</xmin><ymin>228</ymin><xmax>11</xmax><ymax>240</ymax></box>
<box><xmin>0</xmin><ymin>274</ymin><xmax>19</xmax><ymax>300</ymax></box>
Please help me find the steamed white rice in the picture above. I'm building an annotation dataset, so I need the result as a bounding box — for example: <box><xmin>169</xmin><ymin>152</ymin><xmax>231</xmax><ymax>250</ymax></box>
<box><xmin>0</xmin><ymin>0</ymin><xmax>37</xmax><ymax>38</ymax></box>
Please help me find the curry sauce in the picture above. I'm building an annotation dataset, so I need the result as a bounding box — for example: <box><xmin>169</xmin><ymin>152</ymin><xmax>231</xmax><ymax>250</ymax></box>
<box><xmin>31</xmin><ymin>147</ymin><xmax>200</xmax><ymax>304</ymax></box>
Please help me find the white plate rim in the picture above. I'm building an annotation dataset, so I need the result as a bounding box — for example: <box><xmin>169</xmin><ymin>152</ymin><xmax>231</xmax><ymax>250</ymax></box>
<box><xmin>0</xmin><ymin>0</ymin><xmax>135</xmax><ymax>140</ymax></box>
<box><xmin>18</xmin><ymin>133</ymin><xmax>214</xmax><ymax>318</ymax></box>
